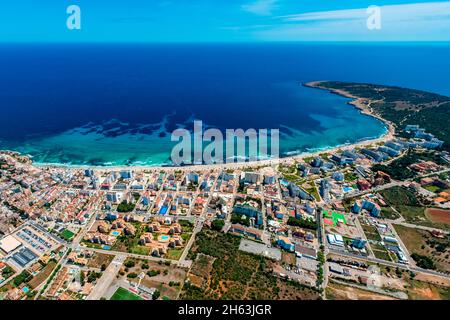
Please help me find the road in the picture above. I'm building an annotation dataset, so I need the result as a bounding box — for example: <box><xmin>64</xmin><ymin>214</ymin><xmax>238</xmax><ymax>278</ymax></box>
<box><xmin>389</xmin><ymin>221</ymin><xmax>449</xmax><ymax>234</ymax></box>
<box><xmin>178</xmin><ymin>218</ymin><xmax>204</xmax><ymax>267</ymax></box>
<box><xmin>86</xmin><ymin>254</ymin><xmax>126</xmax><ymax>300</ymax></box>
<box><xmin>328</xmin><ymin>248</ymin><xmax>450</xmax><ymax>280</ymax></box>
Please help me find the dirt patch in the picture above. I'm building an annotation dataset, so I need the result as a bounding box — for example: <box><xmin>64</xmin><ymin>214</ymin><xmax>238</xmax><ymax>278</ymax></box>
<box><xmin>415</xmin><ymin>272</ymin><xmax>450</xmax><ymax>287</ymax></box>
<box><xmin>425</xmin><ymin>208</ymin><xmax>450</xmax><ymax>226</ymax></box>
<box><xmin>406</xmin><ymin>279</ymin><xmax>449</xmax><ymax>300</ymax></box>
<box><xmin>87</xmin><ymin>253</ymin><xmax>114</xmax><ymax>269</ymax></box>
<box><xmin>326</xmin><ymin>282</ymin><xmax>396</xmax><ymax>300</ymax></box>
<box><xmin>281</xmin><ymin>252</ymin><xmax>296</xmax><ymax>266</ymax></box>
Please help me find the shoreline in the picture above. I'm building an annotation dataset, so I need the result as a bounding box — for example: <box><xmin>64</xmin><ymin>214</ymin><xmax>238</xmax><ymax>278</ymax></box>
<box><xmin>2</xmin><ymin>81</ymin><xmax>395</xmax><ymax>172</ymax></box>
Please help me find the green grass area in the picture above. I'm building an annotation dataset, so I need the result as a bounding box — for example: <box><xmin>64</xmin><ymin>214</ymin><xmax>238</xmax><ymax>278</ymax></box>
<box><xmin>380</xmin><ymin>207</ymin><xmax>401</xmax><ymax>220</ymax></box>
<box><xmin>167</xmin><ymin>248</ymin><xmax>184</xmax><ymax>260</ymax></box>
<box><xmin>81</xmin><ymin>241</ymin><xmax>103</xmax><ymax>250</ymax></box>
<box><xmin>423</xmin><ymin>185</ymin><xmax>441</xmax><ymax>193</ymax></box>
<box><xmin>371</xmin><ymin>243</ymin><xmax>393</xmax><ymax>262</ymax></box>
<box><xmin>379</xmin><ymin>186</ymin><xmax>420</xmax><ymax>207</ymax></box>
<box><xmin>305</xmin><ymin>186</ymin><xmax>320</xmax><ymax>201</ymax></box>
<box><xmin>359</xmin><ymin>222</ymin><xmax>382</xmax><ymax>241</ymax></box>
<box><xmin>129</xmin><ymin>246</ymin><xmax>151</xmax><ymax>255</ymax></box>
<box><xmin>59</xmin><ymin>229</ymin><xmax>75</xmax><ymax>241</ymax></box>
<box><xmin>110</xmin><ymin>287</ymin><xmax>143</xmax><ymax>301</ymax></box>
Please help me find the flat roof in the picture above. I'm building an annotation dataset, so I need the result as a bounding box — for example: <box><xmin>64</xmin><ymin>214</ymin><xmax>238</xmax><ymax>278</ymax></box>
<box><xmin>0</xmin><ymin>235</ymin><xmax>22</xmax><ymax>254</ymax></box>
<box><xmin>11</xmin><ymin>247</ymin><xmax>38</xmax><ymax>268</ymax></box>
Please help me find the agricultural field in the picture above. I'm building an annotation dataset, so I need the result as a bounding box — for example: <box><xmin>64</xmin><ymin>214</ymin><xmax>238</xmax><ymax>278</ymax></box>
<box><xmin>27</xmin><ymin>260</ymin><xmax>57</xmax><ymax>289</ymax></box>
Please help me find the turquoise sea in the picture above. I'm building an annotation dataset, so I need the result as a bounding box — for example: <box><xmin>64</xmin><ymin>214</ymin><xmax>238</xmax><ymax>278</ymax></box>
<box><xmin>0</xmin><ymin>43</ymin><xmax>449</xmax><ymax>166</ymax></box>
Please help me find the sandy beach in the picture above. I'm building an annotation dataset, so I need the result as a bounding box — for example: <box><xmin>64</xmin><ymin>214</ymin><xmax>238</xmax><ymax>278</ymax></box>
<box><xmin>28</xmin><ymin>81</ymin><xmax>396</xmax><ymax>173</ymax></box>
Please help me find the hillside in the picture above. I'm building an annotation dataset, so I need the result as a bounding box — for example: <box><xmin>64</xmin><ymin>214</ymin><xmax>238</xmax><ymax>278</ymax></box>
<box><xmin>308</xmin><ymin>81</ymin><xmax>450</xmax><ymax>149</ymax></box>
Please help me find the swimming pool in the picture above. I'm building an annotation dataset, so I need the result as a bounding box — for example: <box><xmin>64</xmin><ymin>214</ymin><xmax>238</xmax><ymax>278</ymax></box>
<box><xmin>342</xmin><ymin>186</ymin><xmax>354</xmax><ymax>193</ymax></box>
<box><xmin>159</xmin><ymin>235</ymin><xmax>170</xmax><ymax>242</ymax></box>
<box><xmin>111</xmin><ymin>231</ymin><xmax>120</xmax><ymax>237</ymax></box>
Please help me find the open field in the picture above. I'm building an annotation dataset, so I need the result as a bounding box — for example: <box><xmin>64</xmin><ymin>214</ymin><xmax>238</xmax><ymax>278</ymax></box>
<box><xmin>379</xmin><ymin>186</ymin><xmax>447</xmax><ymax>229</ymax></box>
<box><xmin>405</xmin><ymin>279</ymin><xmax>450</xmax><ymax>300</ymax></box>
<box><xmin>181</xmin><ymin>230</ymin><xmax>320</xmax><ymax>300</ymax></box>
<box><xmin>359</xmin><ymin>221</ymin><xmax>382</xmax><ymax>242</ymax></box>
<box><xmin>124</xmin><ymin>260</ymin><xmax>187</xmax><ymax>300</ymax></box>
<box><xmin>326</xmin><ymin>281</ymin><xmax>396</xmax><ymax>300</ymax></box>
<box><xmin>393</xmin><ymin>225</ymin><xmax>450</xmax><ymax>273</ymax></box>
<box><xmin>86</xmin><ymin>253</ymin><xmax>114</xmax><ymax>269</ymax></box>
<box><xmin>425</xmin><ymin>208</ymin><xmax>450</xmax><ymax>227</ymax></box>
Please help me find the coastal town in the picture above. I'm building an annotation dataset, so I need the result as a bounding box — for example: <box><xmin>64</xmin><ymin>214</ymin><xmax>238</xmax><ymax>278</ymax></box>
<box><xmin>1</xmin><ymin>116</ymin><xmax>449</xmax><ymax>300</ymax></box>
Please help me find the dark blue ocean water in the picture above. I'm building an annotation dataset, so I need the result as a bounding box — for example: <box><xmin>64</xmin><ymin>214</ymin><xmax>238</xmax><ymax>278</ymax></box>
<box><xmin>0</xmin><ymin>43</ymin><xmax>449</xmax><ymax>166</ymax></box>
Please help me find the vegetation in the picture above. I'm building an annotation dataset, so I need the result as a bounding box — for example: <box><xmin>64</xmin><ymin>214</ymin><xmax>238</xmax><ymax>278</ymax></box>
<box><xmin>124</xmin><ymin>259</ymin><xmax>136</xmax><ymax>268</ymax></box>
<box><xmin>12</xmin><ymin>270</ymin><xmax>32</xmax><ymax>287</ymax></box>
<box><xmin>1</xmin><ymin>266</ymin><xmax>14</xmax><ymax>279</ymax></box>
<box><xmin>287</xmin><ymin>216</ymin><xmax>317</xmax><ymax>230</ymax></box>
<box><xmin>59</xmin><ymin>229</ymin><xmax>75</xmax><ymax>241</ymax></box>
<box><xmin>394</xmin><ymin>224</ymin><xmax>449</xmax><ymax>273</ymax></box>
<box><xmin>372</xmin><ymin>150</ymin><xmax>444</xmax><ymax>180</ymax></box>
<box><xmin>378</xmin><ymin>186</ymin><xmax>431</xmax><ymax>226</ymax></box>
<box><xmin>231</xmin><ymin>213</ymin><xmax>251</xmax><ymax>227</ymax></box>
<box><xmin>317</xmin><ymin>81</ymin><xmax>450</xmax><ymax>150</ymax></box>
<box><xmin>211</xmin><ymin>219</ymin><xmax>225</xmax><ymax>231</ymax></box>
<box><xmin>87</xmin><ymin>270</ymin><xmax>102</xmax><ymax>283</ymax></box>
<box><xmin>411</xmin><ymin>253</ymin><xmax>436</xmax><ymax>270</ymax></box>
<box><xmin>181</xmin><ymin>230</ymin><xmax>320</xmax><ymax>300</ymax></box>
<box><xmin>153</xmin><ymin>289</ymin><xmax>161</xmax><ymax>300</ymax></box>
<box><xmin>117</xmin><ymin>200</ymin><xmax>135</xmax><ymax>213</ymax></box>
<box><xmin>147</xmin><ymin>270</ymin><xmax>161</xmax><ymax>277</ymax></box>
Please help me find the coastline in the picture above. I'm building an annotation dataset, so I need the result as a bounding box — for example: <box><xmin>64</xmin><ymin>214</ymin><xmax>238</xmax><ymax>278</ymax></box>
<box><xmin>3</xmin><ymin>81</ymin><xmax>394</xmax><ymax>172</ymax></box>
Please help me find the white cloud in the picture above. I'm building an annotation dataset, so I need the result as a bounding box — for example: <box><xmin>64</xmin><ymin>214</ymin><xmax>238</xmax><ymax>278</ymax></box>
<box><xmin>242</xmin><ymin>0</ymin><xmax>278</xmax><ymax>16</ymax></box>
<box><xmin>252</xmin><ymin>1</ymin><xmax>450</xmax><ymax>41</ymax></box>
<box><xmin>281</xmin><ymin>1</ymin><xmax>450</xmax><ymax>23</ymax></box>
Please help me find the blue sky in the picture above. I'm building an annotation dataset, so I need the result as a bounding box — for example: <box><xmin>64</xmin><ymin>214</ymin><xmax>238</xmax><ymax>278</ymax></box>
<box><xmin>1</xmin><ymin>0</ymin><xmax>450</xmax><ymax>42</ymax></box>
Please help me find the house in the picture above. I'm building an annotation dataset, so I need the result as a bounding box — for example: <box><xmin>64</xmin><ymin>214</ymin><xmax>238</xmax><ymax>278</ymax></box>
<box><xmin>277</xmin><ymin>236</ymin><xmax>294</xmax><ymax>252</ymax></box>
<box><xmin>294</xmin><ymin>244</ymin><xmax>317</xmax><ymax>259</ymax></box>
<box><xmin>229</xmin><ymin>224</ymin><xmax>262</xmax><ymax>240</ymax></box>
